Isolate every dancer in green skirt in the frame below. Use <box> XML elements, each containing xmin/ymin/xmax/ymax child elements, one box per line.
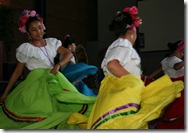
<box><xmin>0</xmin><ymin>9</ymin><xmax>96</xmax><ymax>129</ymax></box>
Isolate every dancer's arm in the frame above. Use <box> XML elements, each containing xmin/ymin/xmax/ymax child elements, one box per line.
<box><xmin>0</xmin><ymin>62</ymin><xmax>25</xmax><ymax>103</ymax></box>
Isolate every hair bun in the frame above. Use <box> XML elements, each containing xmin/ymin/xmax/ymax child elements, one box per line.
<box><xmin>64</xmin><ymin>34</ymin><xmax>70</xmax><ymax>40</ymax></box>
<box><xmin>63</xmin><ymin>34</ymin><xmax>75</xmax><ymax>48</ymax></box>
<box><xmin>167</xmin><ymin>42</ymin><xmax>173</xmax><ymax>48</ymax></box>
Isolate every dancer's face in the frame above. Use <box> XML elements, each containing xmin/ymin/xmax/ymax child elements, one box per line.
<box><xmin>28</xmin><ymin>20</ymin><xmax>44</xmax><ymax>41</ymax></box>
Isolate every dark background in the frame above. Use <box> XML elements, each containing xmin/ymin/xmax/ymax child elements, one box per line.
<box><xmin>0</xmin><ymin>0</ymin><xmax>184</xmax><ymax>81</ymax></box>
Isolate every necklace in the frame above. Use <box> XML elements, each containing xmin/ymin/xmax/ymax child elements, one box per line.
<box><xmin>32</xmin><ymin>39</ymin><xmax>54</xmax><ymax>66</ymax></box>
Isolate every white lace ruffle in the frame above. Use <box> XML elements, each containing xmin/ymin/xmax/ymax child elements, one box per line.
<box><xmin>16</xmin><ymin>38</ymin><xmax>62</xmax><ymax>62</ymax></box>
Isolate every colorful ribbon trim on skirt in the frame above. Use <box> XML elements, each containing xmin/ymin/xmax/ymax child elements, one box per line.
<box><xmin>91</xmin><ymin>103</ymin><xmax>139</xmax><ymax>129</ymax></box>
<box><xmin>2</xmin><ymin>103</ymin><xmax>45</xmax><ymax>122</ymax></box>
<box><xmin>78</xmin><ymin>104</ymin><xmax>88</xmax><ymax>114</ymax></box>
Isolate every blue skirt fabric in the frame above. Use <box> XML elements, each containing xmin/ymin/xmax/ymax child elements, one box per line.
<box><xmin>61</xmin><ymin>63</ymin><xmax>98</xmax><ymax>96</ymax></box>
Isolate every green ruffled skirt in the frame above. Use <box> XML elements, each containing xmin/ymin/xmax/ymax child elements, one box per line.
<box><xmin>0</xmin><ymin>68</ymin><xmax>96</xmax><ymax>129</ymax></box>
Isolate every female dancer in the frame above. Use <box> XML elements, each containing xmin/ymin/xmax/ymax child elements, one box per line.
<box><xmin>86</xmin><ymin>6</ymin><xmax>184</xmax><ymax>129</ymax></box>
<box><xmin>0</xmin><ymin>10</ymin><xmax>96</xmax><ymax>129</ymax></box>
<box><xmin>150</xmin><ymin>39</ymin><xmax>185</xmax><ymax>129</ymax></box>
<box><xmin>59</xmin><ymin>35</ymin><xmax>98</xmax><ymax>96</ymax></box>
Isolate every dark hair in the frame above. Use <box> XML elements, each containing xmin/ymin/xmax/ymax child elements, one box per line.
<box><xmin>25</xmin><ymin>16</ymin><xmax>42</xmax><ymax>32</ymax></box>
<box><xmin>109</xmin><ymin>12</ymin><xmax>133</xmax><ymax>37</ymax></box>
<box><xmin>167</xmin><ymin>40</ymin><xmax>183</xmax><ymax>52</ymax></box>
<box><xmin>63</xmin><ymin>35</ymin><xmax>75</xmax><ymax>48</ymax></box>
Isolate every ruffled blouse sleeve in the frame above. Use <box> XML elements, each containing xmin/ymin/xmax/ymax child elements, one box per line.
<box><xmin>105</xmin><ymin>46</ymin><xmax>132</xmax><ymax>65</ymax></box>
<box><xmin>16</xmin><ymin>38</ymin><xmax>62</xmax><ymax>69</ymax></box>
<box><xmin>16</xmin><ymin>43</ymin><xmax>30</xmax><ymax>63</ymax></box>
<box><xmin>168</xmin><ymin>56</ymin><xmax>182</xmax><ymax>68</ymax></box>
<box><xmin>46</xmin><ymin>38</ymin><xmax>62</xmax><ymax>53</ymax></box>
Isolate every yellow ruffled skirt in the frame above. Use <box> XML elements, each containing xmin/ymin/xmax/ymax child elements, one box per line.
<box><xmin>67</xmin><ymin>74</ymin><xmax>183</xmax><ymax>129</ymax></box>
<box><xmin>87</xmin><ymin>74</ymin><xmax>184</xmax><ymax>129</ymax></box>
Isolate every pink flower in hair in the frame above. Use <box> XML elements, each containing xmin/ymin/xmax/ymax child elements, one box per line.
<box><xmin>133</xmin><ymin>17</ymin><xmax>142</xmax><ymax>27</ymax></box>
<box><xmin>123</xmin><ymin>6</ymin><xmax>142</xmax><ymax>28</ymax></box>
<box><xmin>40</xmin><ymin>17</ymin><xmax>44</xmax><ymax>22</ymax></box>
<box><xmin>129</xmin><ymin>6</ymin><xmax>138</xmax><ymax>15</ymax></box>
<box><xmin>18</xmin><ymin>9</ymin><xmax>45</xmax><ymax>33</ymax></box>
<box><xmin>176</xmin><ymin>39</ymin><xmax>184</xmax><ymax>52</ymax></box>
<box><xmin>133</xmin><ymin>20</ymin><xmax>140</xmax><ymax>27</ymax></box>
<box><xmin>22</xmin><ymin>10</ymin><xmax>29</xmax><ymax>15</ymax></box>
<box><xmin>124</xmin><ymin>6</ymin><xmax>138</xmax><ymax>15</ymax></box>
<box><xmin>42</xmin><ymin>23</ymin><xmax>46</xmax><ymax>30</ymax></box>
<box><xmin>19</xmin><ymin>26</ymin><xmax>26</xmax><ymax>33</ymax></box>
<box><xmin>30</xmin><ymin>10</ymin><xmax>36</xmax><ymax>17</ymax></box>
<box><xmin>19</xmin><ymin>15</ymin><xmax>29</xmax><ymax>27</ymax></box>
<box><xmin>123</xmin><ymin>7</ymin><xmax>131</xmax><ymax>12</ymax></box>
<box><xmin>23</xmin><ymin>10</ymin><xmax>29</xmax><ymax>12</ymax></box>
<box><xmin>177</xmin><ymin>44</ymin><xmax>184</xmax><ymax>52</ymax></box>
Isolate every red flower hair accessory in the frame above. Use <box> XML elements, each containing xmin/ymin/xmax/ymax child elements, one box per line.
<box><xmin>123</xmin><ymin>6</ymin><xmax>142</xmax><ymax>29</ymax></box>
<box><xmin>176</xmin><ymin>39</ymin><xmax>184</xmax><ymax>52</ymax></box>
<box><xmin>18</xmin><ymin>10</ymin><xmax>46</xmax><ymax>33</ymax></box>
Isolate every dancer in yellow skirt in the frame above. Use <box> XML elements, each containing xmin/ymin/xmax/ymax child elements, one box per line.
<box><xmin>86</xmin><ymin>6</ymin><xmax>184</xmax><ymax>129</ymax></box>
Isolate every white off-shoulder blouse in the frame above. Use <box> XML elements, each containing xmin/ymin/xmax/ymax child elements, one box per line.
<box><xmin>161</xmin><ymin>56</ymin><xmax>184</xmax><ymax>78</ymax></box>
<box><xmin>16</xmin><ymin>38</ymin><xmax>62</xmax><ymax>70</ymax></box>
<box><xmin>101</xmin><ymin>38</ymin><xmax>141</xmax><ymax>78</ymax></box>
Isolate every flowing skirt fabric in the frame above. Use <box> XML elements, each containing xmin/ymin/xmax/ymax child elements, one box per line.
<box><xmin>61</xmin><ymin>63</ymin><xmax>98</xmax><ymax>96</ymax></box>
<box><xmin>151</xmin><ymin>76</ymin><xmax>184</xmax><ymax>129</ymax></box>
<box><xmin>0</xmin><ymin>68</ymin><xmax>96</xmax><ymax>129</ymax></box>
<box><xmin>86</xmin><ymin>74</ymin><xmax>184</xmax><ymax>129</ymax></box>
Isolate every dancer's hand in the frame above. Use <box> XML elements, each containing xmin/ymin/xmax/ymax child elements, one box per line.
<box><xmin>50</xmin><ymin>64</ymin><xmax>61</xmax><ymax>75</ymax></box>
